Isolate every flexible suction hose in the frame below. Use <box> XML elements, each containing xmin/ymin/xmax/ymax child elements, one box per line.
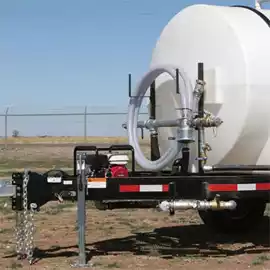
<box><xmin>127</xmin><ymin>65</ymin><xmax>194</xmax><ymax>171</ymax></box>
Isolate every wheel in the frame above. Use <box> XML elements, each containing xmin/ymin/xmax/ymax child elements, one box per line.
<box><xmin>198</xmin><ymin>199</ymin><xmax>266</xmax><ymax>234</ymax></box>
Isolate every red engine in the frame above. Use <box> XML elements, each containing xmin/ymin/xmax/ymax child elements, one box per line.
<box><xmin>110</xmin><ymin>164</ymin><xmax>129</xmax><ymax>177</ymax></box>
<box><xmin>108</xmin><ymin>154</ymin><xmax>129</xmax><ymax>177</ymax></box>
<box><xmin>85</xmin><ymin>153</ymin><xmax>129</xmax><ymax>178</ymax></box>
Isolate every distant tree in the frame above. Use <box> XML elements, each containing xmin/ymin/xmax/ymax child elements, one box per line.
<box><xmin>12</xmin><ymin>129</ymin><xmax>20</xmax><ymax>138</ymax></box>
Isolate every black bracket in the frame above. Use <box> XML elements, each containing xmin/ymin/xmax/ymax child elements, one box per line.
<box><xmin>12</xmin><ymin>172</ymin><xmax>24</xmax><ymax>211</ymax></box>
<box><xmin>168</xmin><ymin>182</ymin><xmax>177</xmax><ymax>216</ymax></box>
<box><xmin>128</xmin><ymin>73</ymin><xmax>150</xmax><ymax>98</ymax></box>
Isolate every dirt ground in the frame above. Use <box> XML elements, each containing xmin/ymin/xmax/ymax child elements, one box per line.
<box><xmin>0</xmin><ymin>143</ymin><xmax>269</xmax><ymax>269</ymax></box>
<box><xmin>0</xmin><ymin>201</ymin><xmax>269</xmax><ymax>270</ymax></box>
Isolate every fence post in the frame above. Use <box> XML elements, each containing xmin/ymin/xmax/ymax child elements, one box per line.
<box><xmin>4</xmin><ymin>107</ymin><xmax>9</xmax><ymax>149</ymax></box>
<box><xmin>84</xmin><ymin>106</ymin><xmax>87</xmax><ymax>141</ymax></box>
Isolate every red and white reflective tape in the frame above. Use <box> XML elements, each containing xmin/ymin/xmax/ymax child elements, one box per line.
<box><xmin>208</xmin><ymin>183</ymin><xmax>270</xmax><ymax>192</ymax></box>
<box><xmin>119</xmin><ymin>184</ymin><xmax>169</xmax><ymax>193</ymax></box>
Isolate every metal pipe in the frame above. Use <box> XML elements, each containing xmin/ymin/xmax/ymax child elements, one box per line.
<box><xmin>122</xmin><ymin>120</ymin><xmax>178</xmax><ymax>129</ymax></box>
<box><xmin>123</xmin><ymin>116</ymin><xmax>222</xmax><ymax>131</ymax></box>
<box><xmin>204</xmin><ymin>164</ymin><xmax>270</xmax><ymax>171</ymax></box>
<box><xmin>4</xmin><ymin>107</ymin><xmax>9</xmax><ymax>149</ymax></box>
<box><xmin>158</xmin><ymin>199</ymin><xmax>237</xmax><ymax>212</ymax></box>
<box><xmin>76</xmin><ymin>154</ymin><xmax>88</xmax><ymax>267</ymax></box>
<box><xmin>83</xmin><ymin>106</ymin><xmax>87</xmax><ymax>141</ymax></box>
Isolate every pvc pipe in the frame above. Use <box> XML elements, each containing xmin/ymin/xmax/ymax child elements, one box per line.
<box><xmin>204</xmin><ymin>164</ymin><xmax>270</xmax><ymax>171</ymax></box>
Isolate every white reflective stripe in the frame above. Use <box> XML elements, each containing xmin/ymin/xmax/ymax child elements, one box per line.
<box><xmin>237</xmin><ymin>183</ymin><xmax>256</xmax><ymax>191</ymax></box>
<box><xmin>88</xmin><ymin>182</ymin><xmax>107</xmax><ymax>189</ymax></box>
<box><xmin>47</xmin><ymin>177</ymin><xmax>62</xmax><ymax>183</ymax></box>
<box><xmin>139</xmin><ymin>185</ymin><xmax>163</xmax><ymax>192</ymax></box>
<box><xmin>63</xmin><ymin>180</ymin><xmax>73</xmax><ymax>185</ymax></box>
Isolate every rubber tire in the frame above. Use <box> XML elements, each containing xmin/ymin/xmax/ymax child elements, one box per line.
<box><xmin>198</xmin><ymin>199</ymin><xmax>266</xmax><ymax>234</ymax></box>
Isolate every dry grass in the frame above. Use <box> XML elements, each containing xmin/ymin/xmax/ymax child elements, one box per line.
<box><xmin>0</xmin><ymin>137</ymin><xmax>150</xmax><ymax>175</ymax></box>
<box><xmin>0</xmin><ymin>136</ymin><xmax>148</xmax><ymax>145</ymax></box>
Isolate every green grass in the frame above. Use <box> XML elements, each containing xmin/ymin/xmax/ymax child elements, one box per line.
<box><xmin>9</xmin><ymin>261</ymin><xmax>23</xmax><ymax>269</ymax></box>
<box><xmin>252</xmin><ymin>254</ymin><xmax>270</xmax><ymax>266</ymax></box>
<box><xmin>0</xmin><ymin>198</ymin><xmax>12</xmax><ymax>215</ymax></box>
<box><xmin>42</xmin><ymin>202</ymin><xmax>75</xmax><ymax>215</ymax></box>
<box><xmin>107</xmin><ymin>262</ymin><xmax>121</xmax><ymax>268</ymax></box>
<box><xmin>0</xmin><ymin>228</ymin><xmax>13</xmax><ymax>234</ymax></box>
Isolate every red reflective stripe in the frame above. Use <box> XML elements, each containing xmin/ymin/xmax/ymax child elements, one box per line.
<box><xmin>119</xmin><ymin>184</ymin><xmax>169</xmax><ymax>192</ymax></box>
<box><xmin>119</xmin><ymin>185</ymin><xmax>139</xmax><ymax>192</ymax></box>
<box><xmin>208</xmin><ymin>184</ymin><xmax>237</xmax><ymax>192</ymax></box>
<box><xmin>256</xmin><ymin>183</ymin><xmax>270</xmax><ymax>190</ymax></box>
<box><xmin>162</xmin><ymin>184</ymin><xmax>169</xmax><ymax>192</ymax></box>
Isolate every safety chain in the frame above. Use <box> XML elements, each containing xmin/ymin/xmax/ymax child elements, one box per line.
<box><xmin>15</xmin><ymin>211</ymin><xmax>25</xmax><ymax>257</ymax></box>
<box><xmin>14</xmin><ymin>170</ymin><xmax>37</xmax><ymax>265</ymax></box>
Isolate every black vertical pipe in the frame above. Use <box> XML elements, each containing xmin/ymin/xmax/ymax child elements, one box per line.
<box><xmin>149</xmin><ymin>81</ymin><xmax>160</xmax><ymax>161</ymax></box>
<box><xmin>150</xmin><ymin>81</ymin><xmax>156</xmax><ymax>119</ymax></box>
<box><xmin>198</xmin><ymin>63</ymin><xmax>204</xmax><ymax>174</ymax></box>
<box><xmin>128</xmin><ymin>73</ymin><xmax>132</xmax><ymax>97</ymax></box>
<box><xmin>176</xmin><ymin>69</ymin><xmax>180</xmax><ymax>94</ymax></box>
<box><xmin>180</xmin><ymin>147</ymin><xmax>190</xmax><ymax>174</ymax></box>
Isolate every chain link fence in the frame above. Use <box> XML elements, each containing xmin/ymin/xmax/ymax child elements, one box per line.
<box><xmin>0</xmin><ymin>105</ymin><xmax>149</xmax><ymax>146</ymax></box>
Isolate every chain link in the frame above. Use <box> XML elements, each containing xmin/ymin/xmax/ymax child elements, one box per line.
<box><xmin>14</xmin><ymin>170</ymin><xmax>37</xmax><ymax>264</ymax></box>
<box><xmin>15</xmin><ymin>211</ymin><xmax>26</xmax><ymax>258</ymax></box>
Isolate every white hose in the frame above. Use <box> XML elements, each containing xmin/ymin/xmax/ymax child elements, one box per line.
<box><xmin>127</xmin><ymin>65</ymin><xmax>194</xmax><ymax>171</ymax></box>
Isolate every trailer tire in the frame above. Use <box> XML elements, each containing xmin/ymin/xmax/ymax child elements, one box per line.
<box><xmin>198</xmin><ymin>199</ymin><xmax>266</xmax><ymax>234</ymax></box>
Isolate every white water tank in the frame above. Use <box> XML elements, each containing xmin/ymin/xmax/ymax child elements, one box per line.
<box><xmin>150</xmin><ymin>4</ymin><xmax>270</xmax><ymax>169</ymax></box>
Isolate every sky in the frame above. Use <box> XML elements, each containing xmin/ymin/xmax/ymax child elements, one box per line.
<box><xmin>0</xmin><ymin>0</ymin><xmax>269</xmax><ymax>136</ymax></box>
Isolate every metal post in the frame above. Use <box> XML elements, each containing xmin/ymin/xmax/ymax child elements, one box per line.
<box><xmin>4</xmin><ymin>107</ymin><xmax>9</xmax><ymax>149</ymax></box>
<box><xmin>71</xmin><ymin>153</ymin><xmax>91</xmax><ymax>268</ymax></box>
<box><xmin>84</xmin><ymin>106</ymin><xmax>87</xmax><ymax>141</ymax></box>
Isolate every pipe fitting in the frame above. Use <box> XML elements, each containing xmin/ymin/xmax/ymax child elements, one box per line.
<box><xmin>176</xmin><ymin>118</ymin><xmax>194</xmax><ymax>143</ymax></box>
<box><xmin>193</xmin><ymin>79</ymin><xmax>205</xmax><ymax>113</ymax></box>
<box><xmin>192</xmin><ymin>116</ymin><xmax>223</xmax><ymax>128</ymax></box>
<box><xmin>193</xmin><ymin>79</ymin><xmax>205</xmax><ymax>98</ymax></box>
<box><xmin>203</xmin><ymin>165</ymin><xmax>213</xmax><ymax>172</ymax></box>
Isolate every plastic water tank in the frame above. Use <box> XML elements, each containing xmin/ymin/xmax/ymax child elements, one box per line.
<box><xmin>150</xmin><ymin>4</ymin><xmax>270</xmax><ymax>169</ymax></box>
